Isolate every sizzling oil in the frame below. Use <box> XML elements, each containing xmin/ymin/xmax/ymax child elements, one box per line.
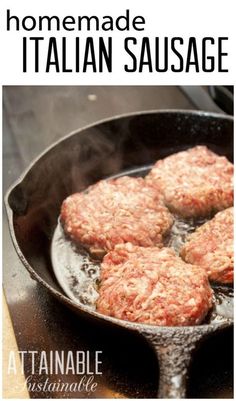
<box><xmin>51</xmin><ymin>216</ymin><xmax>233</xmax><ymax>323</ymax></box>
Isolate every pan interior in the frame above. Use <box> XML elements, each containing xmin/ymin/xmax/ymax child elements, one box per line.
<box><xmin>51</xmin><ymin>166</ymin><xmax>233</xmax><ymax>326</ymax></box>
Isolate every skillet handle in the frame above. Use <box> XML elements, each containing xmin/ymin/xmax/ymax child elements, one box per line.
<box><xmin>141</xmin><ymin>329</ymin><xmax>204</xmax><ymax>399</ymax></box>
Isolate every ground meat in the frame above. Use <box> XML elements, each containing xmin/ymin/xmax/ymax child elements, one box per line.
<box><xmin>146</xmin><ymin>146</ymin><xmax>233</xmax><ymax>217</ymax></box>
<box><xmin>180</xmin><ymin>207</ymin><xmax>233</xmax><ymax>284</ymax></box>
<box><xmin>97</xmin><ymin>243</ymin><xmax>213</xmax><ymax>326</ymax></box>
<box><xmin>61</xmin><ymin>176</ymin><xmax>173</xmax><ymax>254</ymax></box>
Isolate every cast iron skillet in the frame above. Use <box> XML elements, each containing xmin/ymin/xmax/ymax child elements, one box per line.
<box><xmin>5</xmin><ymin>110</ymin><xmax>233</xmax><ymax>398</ymax></box>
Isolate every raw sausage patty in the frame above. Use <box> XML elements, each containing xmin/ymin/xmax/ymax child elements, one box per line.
<box><xmin>146</xmin><ymin>146</ymin><xmax>233</xmax><ymax>217</ymax></box>
<box><xmin>97</xmin><ymin>243</ymin><xmax>213</xmax><ymax>326</ymax></box>
<box><xmin>61</xmin><ymin>176</ymin><xmax>173</xmax><ymax>254</ymax></box>
<box><xmin>181</xmin><ymin>207</ymin><xmax>234</xmax><ymax>284</ymax></box>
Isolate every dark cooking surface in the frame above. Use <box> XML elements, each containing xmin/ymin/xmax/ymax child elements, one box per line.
<box><xmin>51</xmin><ymin>167</ymin><xmax>233</xmax><ymax>324</ymax></box>
<box><xmin>3</xmin><ymin>86</ymin><xmax>233</xmax><ymax>398</ymax></box>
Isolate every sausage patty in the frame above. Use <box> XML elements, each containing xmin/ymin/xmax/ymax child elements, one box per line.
<box><xmin>146</xmin><ymin>146</ymin><xmax>233</xmax><ymax>217</ymax></box>
<box><xmin>181</xmin><ymin>207</ymin><xmax>233</xmax><ymax>284</ymax></box>
<box><xmin>97</xmin><ymin>243</ymin><xmax>213</xmax><ymax>326</ymax></box>
<box><xmin>61</xmin><ymin>176</ymin><xmax>173</xmax><ymax>254</ymax></box>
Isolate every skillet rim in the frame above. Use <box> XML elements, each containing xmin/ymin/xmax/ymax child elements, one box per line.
<box><xmin>4</xmin><ymin>109</ymin><xmax>234</xmax><ymax>334</ymax></box>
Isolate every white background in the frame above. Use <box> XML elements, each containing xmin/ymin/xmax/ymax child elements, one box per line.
<box><xmin>0</xmin><ymin>0</ymin><xmax>235</xmax><ymax>85</ymax></box>
<box><xmin>0</xmin><ymin>0</ymin><xmax>235</xmax><ymax>397</ymax></box>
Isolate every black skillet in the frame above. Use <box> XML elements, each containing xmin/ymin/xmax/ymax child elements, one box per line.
<box><xmin>5</xmin><ymin>110</ymin><xmax>233</xmax><ymax>398</ymax></box>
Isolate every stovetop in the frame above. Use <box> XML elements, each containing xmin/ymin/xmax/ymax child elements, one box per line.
<box><xmin>3</xmin><ymin>86</ymin><xmax>233</xmax><ymax>398</ymax></box>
